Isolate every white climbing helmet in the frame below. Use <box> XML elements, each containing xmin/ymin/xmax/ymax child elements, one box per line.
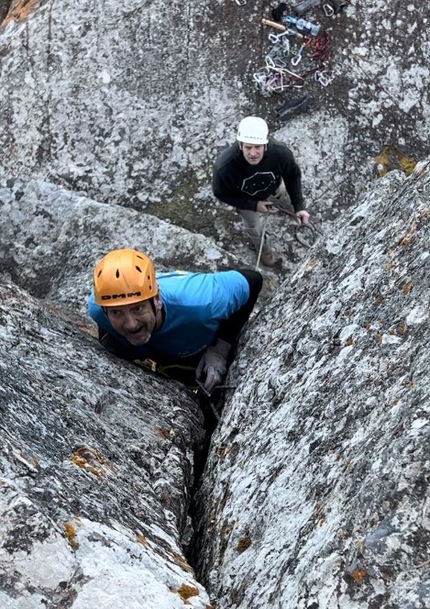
<box><xmin>236</xmin><ymin>116</ymin><xmax>269</xmax><ymax>145</ymax></box>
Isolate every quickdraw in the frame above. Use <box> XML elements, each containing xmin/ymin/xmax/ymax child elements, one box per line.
<box><xmin>255</xmin><ymin>28</ymin><xmax>334</xmax><ymax>95</ymax></box>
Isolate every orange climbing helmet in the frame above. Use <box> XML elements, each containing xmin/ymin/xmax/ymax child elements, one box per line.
<box><xmin>93</xmin><ymin>249</ymin><xmax>158</xmax><ymax>306</ymax></box>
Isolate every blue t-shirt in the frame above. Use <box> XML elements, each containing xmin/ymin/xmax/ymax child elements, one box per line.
<box><xmin>87</xmin><ymin>270</ymin><xmax>250</xmax><ymax>365</ymax></box>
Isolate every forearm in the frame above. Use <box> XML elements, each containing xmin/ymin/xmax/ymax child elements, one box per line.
<box><xmin>287</xmin><ymin>184</ymin><xmax>305</xmax><ymax>212</ymax></box>
<box><xmin>214</xmin><ymin>190</ymin><xmax>258</xmax><ymax>211</ymax></box>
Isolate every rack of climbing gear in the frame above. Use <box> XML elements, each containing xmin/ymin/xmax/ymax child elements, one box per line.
<box><xmin>255</xmin><ymin>1</ymin><xmax>337</xmax><ymax>98</ymax></box>
<box><xmin>255</xmin><ymin>21</ymin><xmax>333</xmax><ymax>97</ymax></box>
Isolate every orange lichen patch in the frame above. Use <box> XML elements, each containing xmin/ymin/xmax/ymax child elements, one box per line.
<box><xmin>399</xmin><ymin>281</ymin><xmax>412</xmax><ymax>294</ymax></box>
<box><xmin>156</xmin><ymin>427</ymin><xmax>172</xmax><ymax>440</ymax></box>
<box><xmin>216</xmin><ymin>443</ymin><xmax>238</xmax><ymax>461</ymax></box>
<box><xmin>398</xmin><ymin>220</ymin><xmax>417</xmax><ymax>247</ymax></box>
<box><xmin>350</xmin><ymin>568</ymin><xmax>368</xmax><ymax>584</ymax></box>
<box><xmin>305</xmin><ymin>259</ymin><xmax>319</xmax><ymax>272</ymax></box>
<box><xmin>135</xmin><ymin>532</ymin><xmax>147</xmax><ymax>546</ymax></box>
<box><xmin>236</xmin><ymin>535</ymin><xmax>252</xmax><ymax>553</ymax></box>
<box><xmin>216</xmin><ymin>445</ymin><xmax>228</xmax><ymax>460</ymax></box>
<box><xmin>44</xmin><ymin>301</ymin><xmax>98</xmax><ymax>336</ymax></box>
<box><xmin>312</xmin><ymin>502</ymin><xmax>326</xmax><ymax>526</ymax></box>
<box><xmin>405</xmin><ymin>380</ymin><xmax>414</xmax><ymax>389</ymax></box>
<box><xmin>317</xmin><ymin>514</ymin><xmax>326</xmax><ymax>526</ymax></box>
<box><xmin>170</xmin><ymin>551</ymin><xmax>194</xmax><ymax>573</ymax></box>
<box><xmin>64</xmin><ymin>521</ymin><xmax>79</xmax><ymax>551</ymax></box>
<box><xmin>84</xmin><ymin>325</ymin><xmax>99</xmax><ymax>338</ymax></box>
<box><xmin>389</xmin><ymin>321</ymin><xmax>407</xmax><ymax>336</ymax></box>
<box><xmin>71</xmin><ymin>446</ymin><xmax>114</xmax><ymax>480</ymax></box>
<box><xmin>374</xmin><ymin>146</ymin><xmax>417</xmax><ymax>176</ymax></box>
<box><xmin>177</xmin><ymin>583</ymin><xmax>199</xmax><ymax>602</ymax></box>
<box><xmin>1</xmin><ymin>1</ymin><xmax>41</xmax><ymax>26</ymax></box>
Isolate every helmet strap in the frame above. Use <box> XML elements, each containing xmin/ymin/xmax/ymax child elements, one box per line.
<box><xmin>152</xmin><ymin>296</ymin><xmax>165</xmax><ymax>332</ymax></box>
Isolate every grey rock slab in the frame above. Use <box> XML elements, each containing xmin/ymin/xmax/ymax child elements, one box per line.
<box><xmin>193</xmin><ymin>160</ymin><xmax>430</xmax><ymax>608</ymax></box>
<box><xmin>1</xmin><ymin>1</ymin><xmax>429</xmax><ymax>269</ymax></box>
<box><xmin>0</xmin><ymin>177</ymin><xmax>238</xmax><ymax>314</ymax></box>
<box><xmin>0</xmin><ymin>0</ymin><xmax>251</xmax><ymax>207</ymax></box>
<box><xmin>0</xmin><ymin>280</ymin><xmax>212</xmax><ymax>607</ymax></box>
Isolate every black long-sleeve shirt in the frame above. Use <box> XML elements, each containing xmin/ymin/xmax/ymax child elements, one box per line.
<box><xmin>212</xmin><ymin>138</ymin><xmax>304</xmax><ymax>212</ymax></box>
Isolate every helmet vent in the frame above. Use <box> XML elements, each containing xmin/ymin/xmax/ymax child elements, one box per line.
<box><xmin>135</xmin><ymin>265</ymin><xmax>142</xmax><ymax>273</ymax></box>
<box><xmin>97</xmin><ymin>270</ymin><xmax>102</xmax><ymax>278</ymax></box>
<box><xmin>115</xmin><ymin>269</ymin><xmax>120</xmax><ymax>278</ymax></box>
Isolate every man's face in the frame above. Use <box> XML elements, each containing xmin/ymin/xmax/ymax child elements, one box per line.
<box><xmin>241</xmin><ymin>143</ymin><xmax>266</xmax><ymax>165</ymax></box>
<box><xmin>105</xmin><ymin>297</ymin><xmax>161</xmax><ymax>346</ymax></box>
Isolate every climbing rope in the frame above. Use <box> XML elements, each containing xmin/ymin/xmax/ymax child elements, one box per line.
<box><xmin>255</xmin><ymin>215</ymin><xmax>270</xmax><ymax>270</ymax></box>
<box><xmin>255</xmin><ymin>209</ymin><xmax>323</xmax><ymax>270</ymax></box>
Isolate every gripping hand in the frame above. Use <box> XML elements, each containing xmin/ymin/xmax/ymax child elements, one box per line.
<box><xmin>196</xmin><ymin>339</ymin><xmax>231</xmax><ymax>394</ymax></box>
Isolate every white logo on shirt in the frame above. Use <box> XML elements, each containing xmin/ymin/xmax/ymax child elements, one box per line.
<box><xmin>241</xmin><ymin>172</ymin><xmax>277</xmax><ymax>196</ymax></box>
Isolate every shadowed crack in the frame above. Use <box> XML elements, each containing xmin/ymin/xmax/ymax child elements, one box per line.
<box><xmin>0</xmin><ymin>0</ymin><xmax>13</xmax><ymax>24</ymax></box>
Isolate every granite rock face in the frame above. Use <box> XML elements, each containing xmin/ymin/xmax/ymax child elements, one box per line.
<box><xmin>0</xmin><ymin>280</ymin><xmax>212</xmax><ymax>608</ymax></box>
<box><xmin>0</xmin><ymin>0</ymin><xmax>429</xmax><ymax>262</ymax></box>
<box><xmin>0</xmin><ymin>0</ymin><xmax>250</xmax><ymax>209</ymax></box>
<box><xmin>0</xmin><ymin>177</ymin><xmax>237</xmax><ymax>316</ymax></box>
<box><xmin>0</xmin><ymin>164</ymin><xmax>429</xmax><ymax>609</ymax></box>
<box><xmin>193</xmin><ymin>160</ymin><xmax>430</xmax><ymax>608</ymax></box>
<box><xmin>1</xmin><ymin>1</ymin><xmax>430</xmax><ymax>607</ymax></box>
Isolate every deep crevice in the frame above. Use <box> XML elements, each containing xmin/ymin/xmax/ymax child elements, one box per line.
<box><xmin>0</xmin><ymin>0</ymin><xmax>13</xmax><ymax>24</ymax></box>
<box><xmin>184</xmin><ymin>391</ymin><xmax>223</xmax><ymax>578</ymax></box>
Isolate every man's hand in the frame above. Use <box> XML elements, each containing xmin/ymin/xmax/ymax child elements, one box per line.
<box><xmin>256</xmin><ymin>200</ymin><xmax>279</xmax><ymax>214</ymax></box>
<box><xmin>196</xmin><ymin>339</ymin><xmax>231</xmax><ymax>394</ymax></box>
<box><xmin>296</xmin><ymin>210</ymin><xmax>310</xmax><ymax>225</ymax></box>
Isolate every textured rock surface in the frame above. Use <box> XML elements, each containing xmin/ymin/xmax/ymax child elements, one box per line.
<box><xmin>0</xmin><ymin>177</ymin><xmax>238</xmax><ymax>315</ymax></box>
<box><xmin>0</xmin><ymin>0</ymin><xmax>250</xmax><ymax>208</ymax></box>
<box><xmin>1</xmin><ymin>1</ymin><xmax>430</xmax><ymax>607</ymax></box>
<box><xmin>193</xmin><ymin>159</ymin><xmax>430</xmax><ymax>608</ymax></box>
<box><xmin>0</xmin><ymin>280</ymin><xmax>212</xmax><ymax>608</ymax></box>
<box><xmin>0</xmin><ymin>0</ymin><xmax>429</xmax><ymax>266</ymax></box>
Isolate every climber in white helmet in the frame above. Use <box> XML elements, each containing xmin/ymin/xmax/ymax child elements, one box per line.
<box><xmin>212</xmin><ymin>116</ymin><xmax>310</xmax><ymax>267</ymax></box>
